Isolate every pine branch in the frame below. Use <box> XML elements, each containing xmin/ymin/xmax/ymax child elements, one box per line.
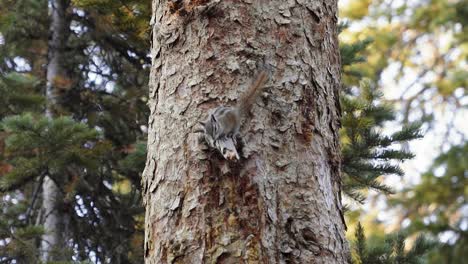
<box><xmin>352</xmin><ymin>225</ymin><xmax>436</xmax><ymax>264</ymax></box>
<box><xmin>341</xmin><ymin>78</ymin><xmax>422</xmax><ymax>202</ymax></box>
<box><xmin>355</xmin><ymin>222</ymin><xmax>366</xmax><ymax>262</ymax></box>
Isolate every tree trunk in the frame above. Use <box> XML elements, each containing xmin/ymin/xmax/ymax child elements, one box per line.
<box><xmin>143</xmin><ymin>1</ymin><xmax>349</xmax><ymax>263</ymax></box>
<box><xmin>41</xmin><ymin>0</ymin><xmax>71</xmax><ymax>261</ymax></box>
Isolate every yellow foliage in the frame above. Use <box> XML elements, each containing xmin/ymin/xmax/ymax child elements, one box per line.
<box><xmin>113</xmin><ymin>178</ymin><xmax>132</xmax><ymax>194</ymax></box>
<box><xmin>52</xmin><ymin>75</ymin><xmax>73</xmax><ymax>90</ymax></box>
<box><xmin>340</xmin><ymin>0</ymin><xmax>372</xmax><ymax>20</ymax></box>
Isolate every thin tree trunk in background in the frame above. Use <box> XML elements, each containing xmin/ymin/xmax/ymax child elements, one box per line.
<box><xmin>143</xmin><ymin>0</ymin><xmax>349</xmax><ymax>263</ymax></box>
<box><xmin>41</xmin><ymin>0</ymin><xmax>71</xmax><ymax>261</ymax></box>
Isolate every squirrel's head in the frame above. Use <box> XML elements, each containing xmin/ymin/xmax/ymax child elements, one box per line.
<box><xmin>198</xmin><ymin>115</ymin><xmax>240</xmax><ymax>161</ymax></box>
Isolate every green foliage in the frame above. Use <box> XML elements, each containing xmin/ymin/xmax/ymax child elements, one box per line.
<box><xmin>340</xmin><ymin>36</ymin><xmax>373</xmax><ymax>79</ymax></box>
<box><xmin>0</xmin><ymin>73</ymin><xmax>44</xmax><ymax>116</ymax></box>
<box><xmin>0</xmin><ymin>0</ymin><xmax>462</xmax><ymax>263</ymax></box>
<box><xmin>72</xmin><ymin>0</ymin><xmax>151</xmax><ymax>43</ymax></box>
<box><xmin>341</xmin><ymin>79</ymin><xmax>422</xmax><ymax>202</ymax></box>
<box><xmin>390</xmin><ymin>143</ymin><xmax>468</xmax><ymax>263</ymax></box>
<box><xmin>0</xmin><ymin>110</ymin><xmax>145</xmax><ymax>262</ymax></box>
<box><xmin>0</xmin><ymin>197</ymin><xmax>43</xmax><ymax>263</ymax></box>
<box><xmin>118</xmin><ymin>141</ymin><xmax>147</xmax><ymax>184</ymax></box>
<box><xmin>0</xmin><ymin>0</ymin><xmax>150</xmax><ymax>262</ymax></box>
<box><xmin>0</xmin><ymin>0</ymin><xmax>48</xmax><ymax>74</ymax></box>
<box><xmin>341</xmin><ymin>0</ymin><xmax>467</xmax><ymax>263</ymax></box>
<box><xmin>352</xmin><ymin>222</ymin><xmax>436</xmax><ymax>264</ymax></box>
<box><xmin>341</xmin><ymin>0</ymin><xmax>467</xmax><ymax>117</ymax></box>
<box><xmin>0</xmin><ymin>114</ymin><xmax>101</xmax><ymax>192</ymax></box>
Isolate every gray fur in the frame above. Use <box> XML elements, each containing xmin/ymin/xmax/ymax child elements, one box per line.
<box><xmin>198</xmin><ymin>72</ymin><xmax>268</xmax><ymax>160</ymax></box>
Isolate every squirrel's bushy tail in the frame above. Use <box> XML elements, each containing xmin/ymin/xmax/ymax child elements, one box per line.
<box><xmin>237</xmin><ymin>71</ymin><xmax>268</xmax><ymax>117</ymax></box>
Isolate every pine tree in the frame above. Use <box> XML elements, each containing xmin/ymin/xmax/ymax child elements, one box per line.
<box><xmin>339</xmin><ymin>25</ymin><xmax>435</xmax><ymax>263</ymax></box>
<box><xmin>0</xmin><ymin>0</ymin><xmax>150</xmax><ymax>262</ymax></box>
<box><xmin>351</xmin><ymin>222</ymin><xmax>436</xmax><ymax>264</ymax></box>
<box><xmin>340</xmin><ymin>0</ymin><xmax>467</xmax><ymax>262</ymax></box>
<box><xmin>391</xmin><ymin>143</ymin><xmax>468</xmax><ymax>263</ymax></box>
<box><xmin>340</xmin><ymin>30</ymin><xmax>423</xmax><ymax>203</ymax></box>
<box><xmin>0</xmin><ymin>0</ymin><xmax>462</xmax><ymax>262</ymax></box>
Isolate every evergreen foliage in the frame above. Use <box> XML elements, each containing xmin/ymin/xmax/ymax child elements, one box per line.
<box><xmin>0</xmin><ymin>196</ymin><xmax>43</xmax><ymax>263</ymax></box>
<box><xmin>341</xmin><ymin>0</ymin><xmax>466</xmax><ymax>263</ymax></box>
<box><xmin>340</xmin><ymin>35</ymin><xmax>423</xmax><ymax>203</ymax></box>
<box><xmin>340</xmin><ymin>36</ymin><xmax>373</xmax><ymax>79</ymax></box>
<box><xmin>340</xmin><ymin>79</ymin><xmax>422</xmax><ymax>202</ymax></box>
<box><xmin>352</xmin><ymin>222</ymin><xmax>436</xmax><ymax>264</ymax></box>
<box><xmin>0</xmin><ymin>73</ymin><xmax>44</xmax><ymax>116</ymax></box>
<box><xmin>0</xmin><ymin>0</ymin><xmax>150</xmax><ymax>262</ymax></box>
<box><xmin>340</xmin><ymin>21</ymin><xmax>434</xmax><ymax>263</ymax></box>
<box><xmin>0</xmin><ymin>114</ymin><xmax>101</xmax><ymax>192</ymax></box>
<box><xmin>0</xmin><ymin>0</ymin><xmax>49</xmax><ymax>75</ymax></box>
<box><xmin>0</xmin><ymin>0</ymin><xmax>463</xmax><ymax>262</ymax></box>
<box><xmin>390</xmin><ymin>143</ymin><xmax>468</xmax><ymax>263</ymax></box>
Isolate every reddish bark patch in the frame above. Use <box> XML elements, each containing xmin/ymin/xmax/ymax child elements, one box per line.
<box><xmin>298</xmin><ymin>82</ymin><xmax>316</xmax><ymax>143</ymax></box>
<box><xmin>167</xmin><ymin>0</ymin><xmax>212</xmax><ymax>17</ymax></box>
<box><xmin>190</xmin><ymin>0</ymin><xmax>210</xmax><ymax>6</ymax></box>
<box><xmin>301</xmin><ymin>123</ymin><xmax>314</xmax><ymax>143</ymax></box>
<box><xmin>275</xmin><ymin>26</ymin><xmax>292</xmax><ymax>44</ymax></box>
<box><xmin>168</xmin><ymin>0</ymin><xmax>183</xmax><ymax>14</ymax></box>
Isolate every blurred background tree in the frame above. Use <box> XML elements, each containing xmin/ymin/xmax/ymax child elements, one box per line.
<box><xmin>0</xmin><ymin>0</ymin><xmax>465</xmax><ymax>263</ymax></box>
<box><xmin>0</xmin><ymin>0</ymin><xmax>150</xmax><ymax>262</ymax></box>
<box><xmin>340</xmin><ymin>0</ymin><xmax>467</xmax><ymax>263</ymax></box>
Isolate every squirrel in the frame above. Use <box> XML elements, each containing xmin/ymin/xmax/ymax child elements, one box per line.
<box><xmin>199</xmin><ymin>71</ymin><xmax>269</xmax><ymax>159</ymax></box>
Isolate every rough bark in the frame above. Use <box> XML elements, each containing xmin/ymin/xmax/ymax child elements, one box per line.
<box><xmin>41</xmin><ymin>0</ymin><xmax>71</xmax><ymax>261</ymax></box>
<box><xmin>143</xmin><ymin>0</ymin><xmax>349</xmax><ymax>263</ymax></box>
